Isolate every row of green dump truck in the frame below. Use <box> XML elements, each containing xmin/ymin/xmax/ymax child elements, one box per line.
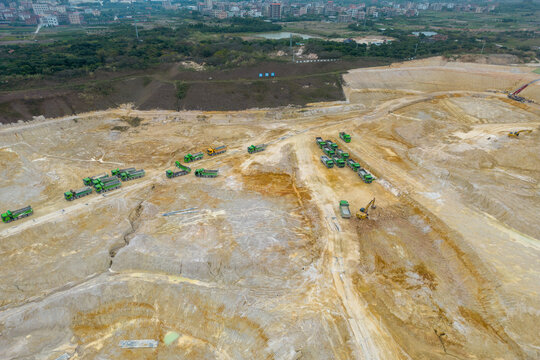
<box><xmin>315</xmin><ymin>135</ymin><xmax>374</xmax><ymax>183</ymax></box>
<box><xmin>89</xmin><ymin>175</ymin><xmax>121</xmax><ymax>193</ymax></box>
<box><xmin>167</xmin><ymin>158</ymin><xmax>219</xmax><ymax>179</ymax></box>
<box><xmin>320</xmin><ymin>154</ymin><xmax>345</xmax><ymax>168</ymax></box>
<box><xmin>317</xmin><ymin>137</ymin><xmax>350</xmax><ymax>169</ymax></box>
<box><xmin>2</xmin><ymin>206</ymin><xmax>33</xmax><ymax>223</ymax></box>
<box><xmin>69</xmin><ymin>167</ymin><xmax>145</xmax><ymax>201</ymax></box>
<box><xmin>3</xmin><ymin>134</ymin><xmax>359</xmax><ymax>225</ymax></box>
<box><xmin>83</xmin><ymin>173</ymin><xmax>108</xmax><ymax>186</ymax></box>
<box><xmin>345</xmin><ymin>157</ymin><xmax>373</xmax><ymax>183</ymax></box>
<box><xmin>67</xmin><ymin>175</ymin><xmax>120</xmax><ymax>200</ymax></box>
<box><xmin>184</xmin><ymin>144</ymin><xmax>230</xmax><ymax>163</ymax></box>
<box><xmin>111</xmin><ymin>168</ymin><xmax>135</xmax><ymax>177</ymax></box>
<box><xmin>169</xmin><ymin>142</ymin><xmax>266</xmax><ymax>180</ymax></box>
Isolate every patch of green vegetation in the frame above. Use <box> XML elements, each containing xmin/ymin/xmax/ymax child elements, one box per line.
<box><xmin>0</xmin><ymin>23</ymin><xmax>290</xmax><ymax>81</ymax></box>
<box><xmin>283</xmin><ymin>21</ymin><xmax>351</xmax><ymax>37</ymax></box>
<box><xmin>1</xmin><ymin>4</ymin><xmax>538</xmax><ymax>89</ymax></box>
<box><xmin>111</xmin><ymin>125</ymin><xmax>129</xmax><ymax>132</ymax></box>
<box><xmin>175</xmin><ymin>81</ymin><xmax>190</xmax><ymax>100</ymax></box>
<box><xmin>188</xmin><ymin>18</ymin><xmax>282</xmax><ymax>33</ymax></box>
<box><xmin>533</xmin><ymin>68</ymin><xmax>540</xmax><ymax>74</ymax></box>
<box><xmin>120</xmin><ymin>116</ymin><xmax>143</xmax><ymax>127</ymax></box>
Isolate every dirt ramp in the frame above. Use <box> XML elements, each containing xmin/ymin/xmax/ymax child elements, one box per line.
<box><xmin>352</xmin><ymin>200</ymin><xmax>528</xmax><ymax>359</ymax></box>
<box><xmin>344</xmin><ymin>59</ymin><xmax>540</xmax><ymax>103</ymax></box>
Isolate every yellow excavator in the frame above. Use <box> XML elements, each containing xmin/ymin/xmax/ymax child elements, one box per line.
<box><xmin>356</xmin><ymin>198</ymin><xmax>376</xmax><ymax>220</ymax></box>
<box><xmin>508</xmin><ymin>130</ymin><xmax>532</xmax><ymax>138</ymax></box>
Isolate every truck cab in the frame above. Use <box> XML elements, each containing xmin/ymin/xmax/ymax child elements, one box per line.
<box><xmin>64</xmin><ymin>191</ymin><xmax>74</xmax><ymax>200</ymax></box>
<box><xmin>1</xmin><ymin>211</ymin><xmax>12</xmax><ymax>223</ymax></box>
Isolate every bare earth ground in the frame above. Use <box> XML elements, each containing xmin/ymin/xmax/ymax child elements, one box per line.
<box><xmin>0</xmin><ymin>57</ymin><xmax>539</xmax><ymax>359</ymax></box>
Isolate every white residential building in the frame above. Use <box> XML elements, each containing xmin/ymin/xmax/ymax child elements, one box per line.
<box><xmin>43</xmin><ymin>15</ymin><xmax>58</xmax><ymax>26</ymax></box>
<box><xmin>32</xmin><ymin>3</ymin><xmax>49</xmax><ymax>15</ymax></box>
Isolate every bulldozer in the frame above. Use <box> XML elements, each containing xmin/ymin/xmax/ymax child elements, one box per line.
<box><xmin>356</xmin><ymin>198</ymin><xmax>376</xmax><ymax>220</ymax></box>
<box><xmin>508</xmin><ymin>130</ymin><xmax>532</xmax><ymax>138</ymax></box>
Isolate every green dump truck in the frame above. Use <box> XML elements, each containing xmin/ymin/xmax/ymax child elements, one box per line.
<box><xmin>64</xmin><ymin>186</ymin><xmax>92</xmax><ymax>201</ymax></box>
<box><xmin>337</xmin><ymin>149</ymin><xmax>349</xmax><ymax>160</ymax></box>
<box><xmin>175</xmin><ymin>161</ymin><xmax>192</xmax><ymax>172</ymax></box>
<box><xmin>2</xmin><ymin>206</ymin><xmax>33</xmax><ymax>223</ymax></box>
<box><xmin>325</xmin><ymin>140</ymin><xmax>338</xmax><ymax>150</ymax></box>
<box><xmin>321</xmin><ymin>155</ymin><xmax>334</xmax><ymax>168</ymax></box>
<box><xmin>194</xmin><ymin>168</ymin><xmax>219</xmax><ymax>178</ymax></box>
<box><xmin>247</xmin><ymin>144</ymin><xmax>267</xmax><ymax>154</ymax></box>
<box><xmin>358</xmin><ymin>169</ymin><xmax>374</xmax><ymax>183</ymax></box>
<box><xmin>92</xmin><ymin>176</ymin><xmax>118</xmax><ymax>187</ymax></box>
<box><xmin>83</xmin><ymin>173</ymin><xmax>108</xmax><ymax>186</ymax></box>
<box><xmin>166</xmin><ymin>169</ymin><xmax>189</xmax><ymax>178</ymax></box>
<box><xmin>316</xmin><ymin>137</ymin><xmax>326</xmax><ymax>148</ymax></box>
<box><xmin>111</xmin><ymin>168</ymin><xmax>135</xmax><ymax>177</ymax></box>
<box><xmin>332</xmin><ymin>155</ymin><xmax>346</xmax><ymax>168</ymax></box>
<box><xmin>339</xmin><ymin>200</ymin><xmax>351</xmax><ymax>218</ymax></box>
<box><xmin>323</xmin><ymin>146</ymin><xmax>335</xmax><ymax>157</ymax></box>
<box><xmin>121</xmin><ymin>169</ymin><xmax>145</xmax><ymax>181</ymax></box>
<box><xmin>346</xmin><ymin>159</ymin><xmax>361</xmax><ymax>172</ymax></box>
<box><xmin>328</xmin><ymin>141</ymin><xmax>339</xmax><ymax>150</ymax></box>
<box><xmin>339</xmin><ymin>132</ymin><xmax>351</xmax><ymax>143</ymax></box>
<box><xmin>95</xmin><ymin>179</ymin><xmax>121</xmax><ymax>193</ymax></box>
<box><xmin>184</xmin><ymin>152</ymin><xmax>204</xmax><ymax>163</ymax></box>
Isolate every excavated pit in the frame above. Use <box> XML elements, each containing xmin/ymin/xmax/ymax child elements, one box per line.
<box><xmin>0</xmin><ymin>58</ymin><xmax>539</xmax><ymax>359</ymax></box>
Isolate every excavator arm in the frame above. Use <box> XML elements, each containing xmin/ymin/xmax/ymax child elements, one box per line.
<box><xmin>356</xmin><ymin>198</ymin><xmax>376</xmax><ymax>219</ymax></box>
<box><xmin>508</xmin><ymin>129</ymin><xmax>532</xmax><ymax>137</ymax></box>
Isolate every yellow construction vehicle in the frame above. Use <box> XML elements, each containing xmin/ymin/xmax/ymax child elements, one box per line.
<box><xmin>508</xmin><ymin>130</ymin><xmax>532</xmax><ymax>138</ymax></box>
<box><xmin>206</xmin><ymin>145</ymin><xmax>227</xmax><ymax>156</ymax></box>
<box><xmin>356</xmin><ymin>198</ymin><xmax>376</xmax><ymax>220</ymax></box>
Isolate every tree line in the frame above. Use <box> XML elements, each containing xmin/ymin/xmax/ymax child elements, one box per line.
<box><xmin>1</xmin><ymin>19</ymin><xmax>535</xmax><ymax>83</ymax></box>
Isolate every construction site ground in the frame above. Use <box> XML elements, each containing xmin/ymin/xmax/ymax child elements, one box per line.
<box><xmin>0</xmin><ymin>57</ymin><xmax>539</xmax><ymax>359</ymax></box>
